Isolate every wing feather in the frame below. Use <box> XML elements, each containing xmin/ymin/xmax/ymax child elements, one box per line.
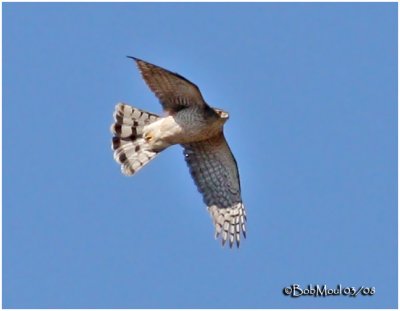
<box><xmin>129</xmin><ymin>57</ymin><xmax>207</xmax><ymax>114</ymax></box>
<box><xmin>182</xmin><ymin>133</ymin><xmax>247</xmax><ymax>248</ymax></box>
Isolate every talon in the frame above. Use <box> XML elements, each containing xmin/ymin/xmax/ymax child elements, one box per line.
<box><xmin>144</xmin><ymin>131</ymin><xmax>153</xmax><ymax>142</ymax></box>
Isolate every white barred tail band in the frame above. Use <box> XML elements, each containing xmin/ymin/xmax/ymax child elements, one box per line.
<box><xmin>111</xmin><ymin>103</ymin><xmax>160</xmax><ymax>176</ymax></box>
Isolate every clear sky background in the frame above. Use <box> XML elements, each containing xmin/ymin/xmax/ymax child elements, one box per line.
<box><xmin>3</xmin><ymin>2</ymin><xmax>397</xmax><ymax>308</ymax></box>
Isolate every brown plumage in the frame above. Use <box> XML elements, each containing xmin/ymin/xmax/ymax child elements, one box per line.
<box><xmin>111</xmin><ymin>57</ymin><xmax>247</xmax><ymax>248</ymax></box>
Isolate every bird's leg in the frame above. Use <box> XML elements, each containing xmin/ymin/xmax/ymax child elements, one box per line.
<box><xmin>144</xmin><ymin>131</ymin><xmax>154</xmax><ymax>142</ymax></box>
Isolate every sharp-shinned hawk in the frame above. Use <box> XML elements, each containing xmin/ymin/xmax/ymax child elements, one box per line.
<box><xmin>110</xmin><ymin>57</ymin><xmax>247</xmax><ymax>248</ymax></box>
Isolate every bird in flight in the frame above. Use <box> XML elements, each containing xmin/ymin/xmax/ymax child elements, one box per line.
<box><xmin>110</xmin><ymin>57</ymin><xmax>247</xmax><ymax>248</ymax></box>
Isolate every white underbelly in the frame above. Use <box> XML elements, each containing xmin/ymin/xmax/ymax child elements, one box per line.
<box><xmin>143</xmin><ymin>115</ymin><xmax>215</xmax><ymax>148</ymax></box>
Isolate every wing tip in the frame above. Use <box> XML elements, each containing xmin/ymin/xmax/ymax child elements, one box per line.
<box><xmin>126</xmin><ymin>55</ymin><xmax>139</xmax><ymax>61</ymax></box>
<box><xmin>127</xmin><ymin>56</ymin><xmax>147</xmax><ymax>69</ymax></box>
<box><xmin>208</xmin><ymin>203</ymin><xmax>247</xmax><ymax>249</ymax></box>
<box><xmin>127</xmin><ymin>56</ymin><xmax>147</xmax><ymax>65</ymax></box>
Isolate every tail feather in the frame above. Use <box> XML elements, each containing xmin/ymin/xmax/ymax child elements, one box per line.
<box><xmin>111</xmin><ymin>103</ymin><xmax>161</xmax><ymax>176</ymax></box>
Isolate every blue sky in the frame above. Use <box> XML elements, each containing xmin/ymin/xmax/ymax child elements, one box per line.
<box><xmin>3</xmin><ymin>2</ymin><xmax>397</xmax><ymax>308</ymax></box>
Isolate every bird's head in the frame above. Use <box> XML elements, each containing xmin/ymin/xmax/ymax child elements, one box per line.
<box><xmin>213</xmin><ymin>108</ymin><xmax>229</xmax><ymax>121</ymax></box>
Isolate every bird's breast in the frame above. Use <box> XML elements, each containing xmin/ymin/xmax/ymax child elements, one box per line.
<box><xmin>144</xmin><ymin>113</ymin><xmax>222</xmax><ymax>147</ymax></box>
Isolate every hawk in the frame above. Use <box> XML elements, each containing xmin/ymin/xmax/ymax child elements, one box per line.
<box><xmin>110</xmin><ymin>57</ymin><xmax>247</xmax><ymax>248</ymax></box>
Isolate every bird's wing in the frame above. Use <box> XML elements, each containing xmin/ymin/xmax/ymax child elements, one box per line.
<box><xmin>182</xmin><ymin>133</ymin><xmax>247</xmax><ymax>248</ymax></box>
<box><xmin>129</xmin><ymin>57</ymin><xmax>208</xmax><ymax>114</ymax></box>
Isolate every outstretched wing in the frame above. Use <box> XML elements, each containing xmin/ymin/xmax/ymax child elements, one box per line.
<box><xmin>182</xmin><ymin>133</ymin><xmax>247</xmax><ymax>248</ymax></box>
<box><xmin>128</xmin><ymin>57</ymin><xmax>208</xmax><ymax>114</ymax></box>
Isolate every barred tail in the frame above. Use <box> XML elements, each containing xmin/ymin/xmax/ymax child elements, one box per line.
<box><xmin>110</xmin><ymin>103</ymin><xmax>160</xmax><ymax>176</ymax></box>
